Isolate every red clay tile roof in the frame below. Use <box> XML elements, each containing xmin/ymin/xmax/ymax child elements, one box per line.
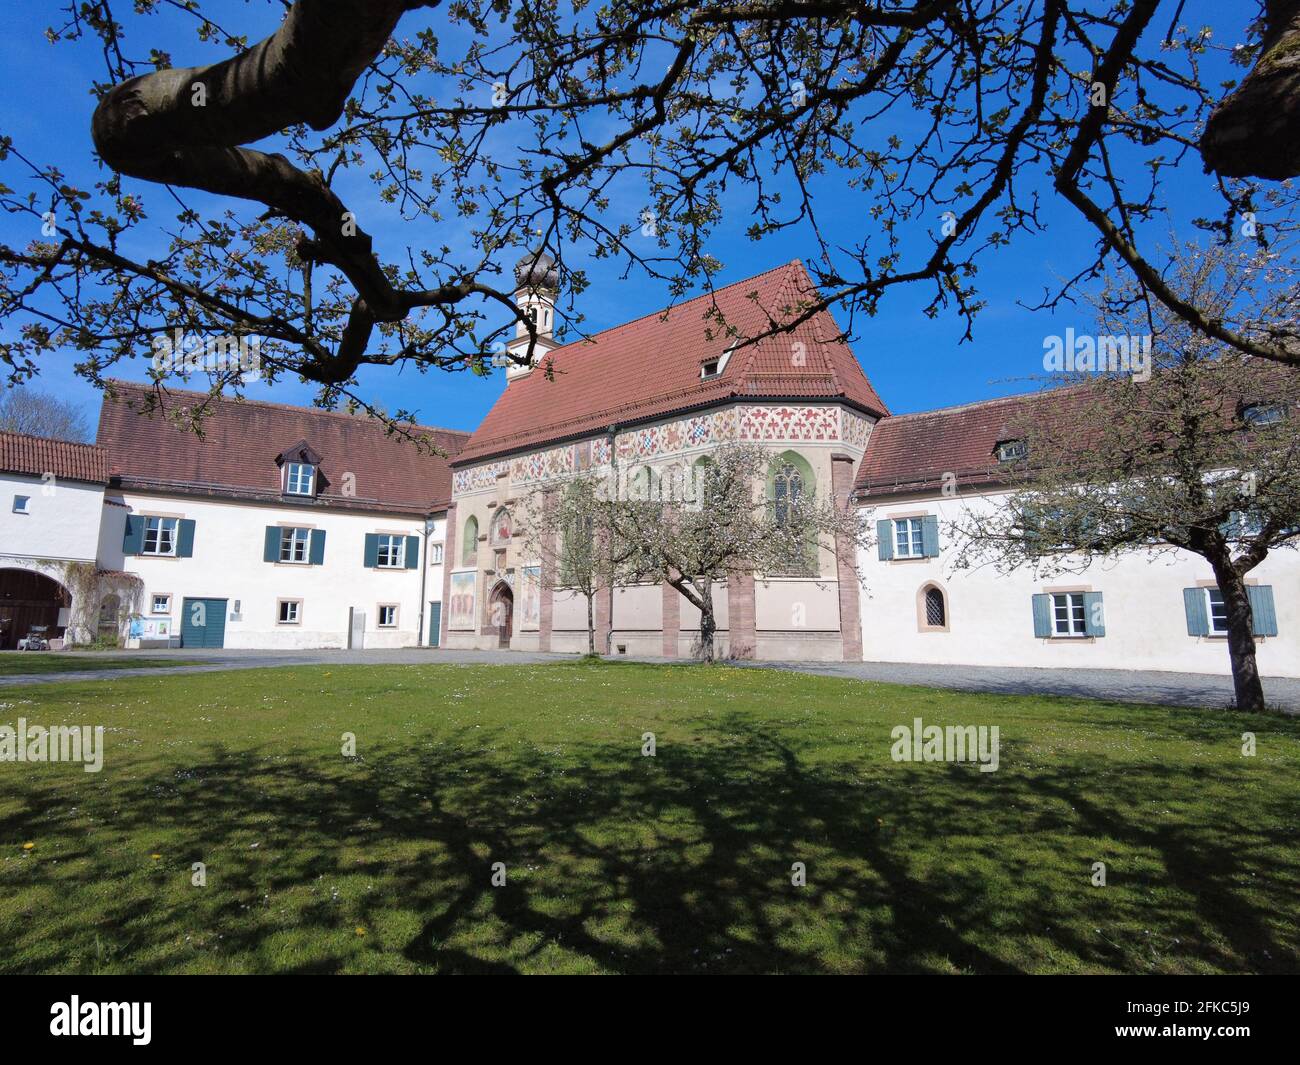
<box><xmin>855</xmin><ymin>387</ymin><xmax>1094</xmax><ymax>498</ymax></box>
<box><xmin>455</xmin><ymin>260</ymin><xmax>888</xmax><ymax>464</ymax></box>
<box><xmin>0</xmin><ymin>430</ymin><xmax>109</xmax><ymax>484</ymax></box>
<box><xmin>97</xmin><ymin>382</ymin><xmax>469</xmax><ymax>514</ymax></box>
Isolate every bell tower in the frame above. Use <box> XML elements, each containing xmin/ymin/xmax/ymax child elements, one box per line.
<box><xmin>506</xmin><ymin>247</ymin><xmax>560</xmax><ymax>381</ymax></box>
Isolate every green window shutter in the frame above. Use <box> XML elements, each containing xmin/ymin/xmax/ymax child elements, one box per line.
<box><xmin>264</xmin><ymin>526</ymin><xmax>280</xmax><ymax>563</ymax></box>
<box><xmin>309</xmin><ymin>529</ymin><xmax>326</xmax><ymax>566</ymax></box>
<box><xmin>122</xmin><ymin>515</ymin><xmax>144</xmax><ymax>554</ymax></box>
<box><xmin>1032</xmin><ymin>593</ymin><xmax>1051</xmax><ymax>638</ymax></box>
<box><xmin>405</xmin><ymin>535</ymin><xmax>420</xmax><ymax>569</ymax></box>
<box><xmin>363</xmin><ymin>533</ymin><xmax>379</xmax><ymax>568</ymax></box>
<box><xmin>1183</xmin><ymin>587</ymin><xmax>1209</xmax><ymax>636</ymax></box>
<box><xmin>877</xmin><ymin>519</ymin><xmax>894</xmax><ymax>561</ymax></box>
<box><xmin>1247</xmin><ymin>585</ymin><xmax>1278</xmax><ymax>637</ymax></box>
<box><xmin>1083</xmin><ymin>591</ymin><xmax>1105</xmax><ymax>637</ymax></box>
<box><xmin>921</xmin><ymin>514</ymin><xmax>940</xmax><ymax>558</ymax></box>
<box><xmin>176</xmin><ymin>519</ymin><xmax>196</xmax><ymax>558</ymax></box>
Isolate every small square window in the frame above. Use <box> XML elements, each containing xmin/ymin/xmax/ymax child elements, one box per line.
<box><xmin>377</xmin><ymin>604</ymin><xmax>398</xmax><ymax>628</ymax></box>
<box><xmin>996</xmin><ymin>439</ymin><xmax>1028</xmax><ymax>463</ymax></box>
<box><xmin>151</xmin><ymin>594</ymin><xmax>171</xmax><ymax>615</ymax></box>
<box><xmin>429</xmin><ymin>543</ymin><xmax>444</xmax><ymax>564</ymax></box>
<box><xmin>278</xmin><ymin>600</ymin><xmax>301</xmax><ymax>625</ymax></box>
<box><xmin>700</xmin><ymin>360</ymin><xmax>720</xmax><ymax>378</ymax></box>
<box><xmin>12</xmin><ymin>495</ymin><xmax>31</xmax><ymax>514</ymax></box>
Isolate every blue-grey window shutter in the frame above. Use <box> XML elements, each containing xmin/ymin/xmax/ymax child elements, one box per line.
<box><xmin>1083</xmin><ymin>591</ymin><xmax>1105</xmax><ymax>637</ymax></box>
<box><xmin>264</xmin><ymin>526</ymin><xmax>280</xmax><ymax>563</ymax></box>
<box><xmin>1183</xmin><ymin>587</ymin><xmax>1209</xmax><ymax>636</ymax></box>
<box><xmin>1247</xmin><ymin>585</ymin><xmax>1278</xmax><ymax>637</ymax></box>
<box><xmin>405</xmin><ymin>535</ymin><xmax>420</xmax><ymax>569</ymax></box>
<box><xmin>122</xmin><ymin>515</ymin><xmax>144</xmax><ymax>554</ymax></box>
<box><xmin>1032</xmin><ymin>593</ymin><xmax>1051</xmax><ymax>638</ymax></box>
<box><xmin>921</xmin><ymin>514</ymin><xmax>940</xmax><ymax>557</ymax></box>
<box><xmin>309</xmin><ymin>529</ymin><xmax>326</xmax><ymax>566</ymax></box>
<box><xmin>176</xmin><ymin>519</ymin><xmax>196</xmax><ymax>558</ymax></box>
<box><xmin>363</xmin><ymin>533</ymin><xmax>379</xmax><ymax>568</ymax></box>
<box><xmin>877</xmin><ymin>519</ymin><xmax>894</xmax><ymax>561</ymax></box>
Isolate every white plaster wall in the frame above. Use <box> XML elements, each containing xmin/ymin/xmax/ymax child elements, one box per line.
<box><xmin>111</xmin><ymin>492</ymin><xmax>429</xmax><ymax>649</ymax></box>
<box><xmin>857</xmin><ymin>488</ymin><xmax>1300</xmax><ymax>678</ymax></box>
<box><xmin>0</xmin><ymin>473</ymin><xmax>104</xmax><ymax>563</ymax></box>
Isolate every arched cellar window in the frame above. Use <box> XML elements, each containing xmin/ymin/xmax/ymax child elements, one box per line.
<box><xmin>921</xmin><ymin>584</ymin><xmax>948</xmax><ymax>630</ymax></box>
<box><xmin>463</xmin><ymin>515</ymin><xmax>479</xmax><ymax>567</ymax></box>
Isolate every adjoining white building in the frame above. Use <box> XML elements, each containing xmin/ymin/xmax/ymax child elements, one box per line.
<box><xmin>0</xmin><ymin>430</ymin><xmax>116</xmax><ymax>648</ymax></box>
<box><xmin>91</xmin><ymin>383</ymin><xmax>466</xmax><ymax>649</ymax></box>
<box><xmin>1</xmin><ymin>258</ymin><xmax>1295</xmax><ymax>676</ymax></box>
<box><xmin>855</xmin><ymin>393</ymin><xmax>1295</xmax><ymax>678</ymax></box>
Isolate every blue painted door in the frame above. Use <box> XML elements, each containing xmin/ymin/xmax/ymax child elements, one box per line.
<box><xmin>181</xmin><ymin>598</ymin><xmax>227</xmax><ymax>648</ymax></box>
<box><xmin>428</xmin><ymin>602</ymin><xmax>441</xmax><ymax>646</ymax></box>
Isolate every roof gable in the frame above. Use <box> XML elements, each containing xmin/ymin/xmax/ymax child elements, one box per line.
<box><xmin>0</xmin><ymin>431</ymin><xmax>109</xmax><ymax>484</ymax></box>
<box><xmin>97</xmin><ymin>383</ymin><xmax>469</xmax><ymax>513</ymax></box>
<box><xmin>455</xmin><ymin>260</ymin><xmax>888</xmax><ymax>464</ymax></box>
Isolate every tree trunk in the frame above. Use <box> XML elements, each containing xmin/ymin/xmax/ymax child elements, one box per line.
<box><xmin>697</xmin><ymin>578</ymin><xmax>716</xmax><ymax>664</ymax></box>
<box><xmin>1201</xmin><ymin>0</ymin><xmax>1300</xmax><ymax>179</ymax></box>
<box><xmin>1211</xmin><ymin>561</ymin><xmax>1267</xmax><ymax>713</ymax></box>
<box><xmin>586</xmin><ymin>592</ymin><xmax>596</xmax><ymax>655</ymax></box>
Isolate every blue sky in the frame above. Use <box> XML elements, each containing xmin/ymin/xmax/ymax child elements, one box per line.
<box><xmin>0</xmin><ymin>1</ymin><xmax>1257</xmax><ymax>434</ymax></box>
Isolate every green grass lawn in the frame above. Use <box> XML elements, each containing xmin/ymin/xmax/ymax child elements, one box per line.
<box><xmin>1</xmin><ymin>660</ymin><xmax>1297</xmax><ymax>974</ymax></box>
<box><xmin>0</xmin><ymin>654</ymin><xmax>196</xmax><ymax>676</ymax></box>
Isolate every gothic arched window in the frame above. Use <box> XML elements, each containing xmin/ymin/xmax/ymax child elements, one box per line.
<box><xmin>462</xmin><ymin>515</ymin><xmax>479</xmax><ymax>567</ymax></box>
<box><xmin>774</xmin><ymin>463</ymin><xmax>804</xmax><ymax>527</ymax></box>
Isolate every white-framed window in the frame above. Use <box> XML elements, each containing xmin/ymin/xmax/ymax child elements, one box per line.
<box><xmin>280</xmin><ymin>526</ymin><xmax>311</xmax><ymax>563</ymax></box>
<box><xmin>277</xmin><ymin>599</ymin><xmax>301</xmax><ymax>625</ymax></box>
<box><xmin>143</xmin><ymin>516</ymin><xmax>180</xmax><ymax>556</ymax></box>
<box><xmin>151</xmin><ymin>594</ymin><xmax>171</xmax><ymax>615</ymax></box>
<box><xmin>284</xmin><ymin>462</ymin><xmax>316</xmax><ymax>496</ymax></box>
<box><xmin>376</xmin><ymin>534</ymin><xmax>405</xmax><ymax>569</ymax></box>
<box><xmin>894</xmin><ymin>518</ymin><xmax>925</xmax><ymax>558</ymax></box>
<box><xmin>377</xmin><ymin>604</ymin><xmax>398</xmax><ymax>628</ymax></box>
<box><xmin>1205</xmin><ymin>588</ymin><xmax>1229</xmax><ymax>633</ymax></box>
<box><xmin>12</xmin><ymin>494</ymin><xmax>31</xmax><ymax>514</ymax></box>
<box><xmin>429</xmin><ymin>542</ymin><xmax>444</xmax><ymax>565</ymax></box>
<box><xmin>700</xmin><ymin>359</ymin><xmax>720</xmax><ymax>378</ymax></box>
<box><xmin>996</xmin><ymin>439</ymin><xmax>1028</xmax><ymax>462</ymax></box>
<box><xmin>1052</xmin><ymin>592</ymin><xmax>1087</xmax><ymax>636</ymax></box>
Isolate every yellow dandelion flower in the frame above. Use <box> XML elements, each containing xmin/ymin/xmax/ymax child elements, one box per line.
<box><xmin>22</xmin><ymin>842</ymin><xmax>35</xmax><ymax>851</ymax></box>
<box><xmin>151</xmin><ymin>854</ymin><xmax>162</xmax><ymax>860</ymax></box>
<box><xmin>355</xmin><ymin>927</ymin><xmax>367</xmax><ymax>937</ymax></box>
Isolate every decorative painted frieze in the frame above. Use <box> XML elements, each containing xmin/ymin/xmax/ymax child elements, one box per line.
<box><xmin>452</xmin><ymin>404</ymin><xmax>873</xmax><ymax>497</ymax></box>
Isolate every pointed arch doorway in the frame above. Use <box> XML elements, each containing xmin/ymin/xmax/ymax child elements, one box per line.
<box><xmin>488</xmin><ymin>581</ymin><xmax>514</xmax><ymax>649</ymax></box>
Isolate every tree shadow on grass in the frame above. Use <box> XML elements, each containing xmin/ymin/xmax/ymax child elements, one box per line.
<box><xmin>2</xmin><ymin>714</ymin><xmax>1296</xmax><ymax>974</ymax></box>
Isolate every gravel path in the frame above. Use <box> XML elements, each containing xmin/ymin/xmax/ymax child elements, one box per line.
<box><xmin>1</xmin><ymin>647</ymin><xmax>1295</xmax><ymax>711</ymax></box>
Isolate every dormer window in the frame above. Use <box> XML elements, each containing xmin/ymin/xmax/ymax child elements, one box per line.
<box><xmin>996</xmin><ymin>439</ymin><xmax>1028</xmax><ymax>463</ymax></box>
<box><xmin>1242</xmin><ymin>402</ymin><xmax>1284</xmax><ymax>428</ymax></box>
<box><xmin>701</xmin><ymin>360</ymin><xmax>720</xmax><ymax>379</ymax></box>
<box><xmin>285</xmin><ymin>461</ymin><xmax>316</xmax><ymax>496</ymax></box>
